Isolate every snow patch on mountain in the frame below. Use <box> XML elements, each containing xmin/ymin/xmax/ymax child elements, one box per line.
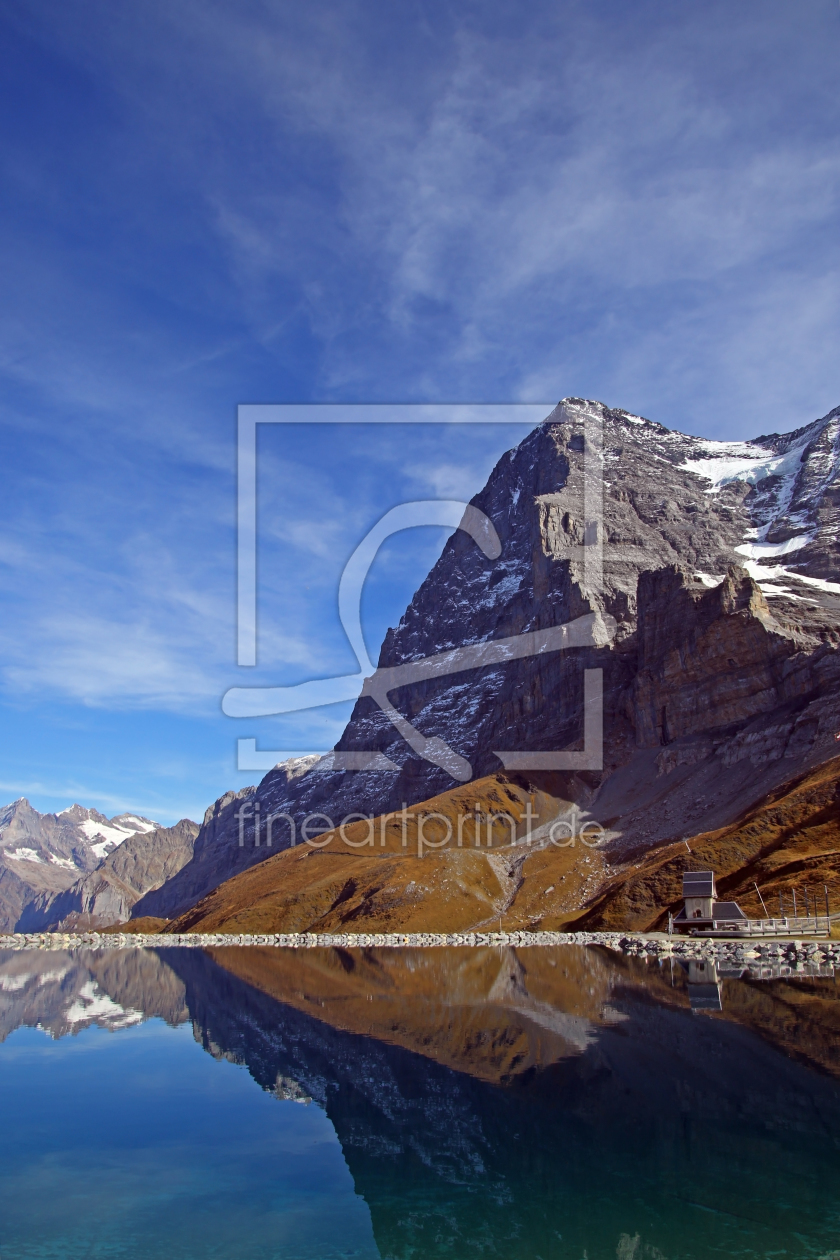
<box><xmin>680</xmin><ymin>440</ymin><xmax>809</xmax><ymax>496</ymax></box>
<box><xmin>735</xmin><ymin>534</ymin><xmax>815</xmax><ymax>560</ymax></box>
<box><xmin>78</xmin><ymin>818</ymin><xmax>148</xmax><ymax>860</ymax></box>
<box><xmin>4</xmin><ymin>847</ymin><xmax>44</xmax><ymax>864</ymax></box>
<box><xmin>680</xmin><ymin>438</ymin><xmax>814</xmax><ymax>552</ymax></box>
<box><xmin>740</xmin><ymin>560</ymin><xmax>840</xmax><ymax>597</ymax></box>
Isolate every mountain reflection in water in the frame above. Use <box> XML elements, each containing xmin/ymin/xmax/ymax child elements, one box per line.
<box><xmin>1</xmin><ymin>943</ymin><xmax>840</xmax><ymax>1260</ymax></box>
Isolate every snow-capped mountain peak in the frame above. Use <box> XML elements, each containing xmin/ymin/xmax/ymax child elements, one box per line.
<box><xmin>75</xmin><ymin>816</ymin><xmax>160</xmax><ymax>861</ymax></box>
<box><xmin>0</xmin><ymin>800</ymin><xmax>164</xmax><ymax>930</ymax></box>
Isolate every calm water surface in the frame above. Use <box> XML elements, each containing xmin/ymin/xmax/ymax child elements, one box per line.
<box><xmin>0</xmin><ymin>944</ymin><xmax>839</xmax><ymax>1260</ymax></box>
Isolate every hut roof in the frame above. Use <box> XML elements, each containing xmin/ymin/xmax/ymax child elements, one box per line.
<box><xmin>682</xmin><ymin>870</ymin><xmax>715</xmax><ymax>897</ymax></box>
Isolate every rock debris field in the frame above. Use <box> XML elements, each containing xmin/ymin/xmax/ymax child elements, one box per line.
<box><xmin>1</xmin><ymin>930</ymin><xmax>839</xmax><ymax>968</ymax></box>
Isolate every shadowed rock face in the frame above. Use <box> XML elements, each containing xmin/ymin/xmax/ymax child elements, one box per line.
<box><xmin>634</xmin><ymin>565</ymin><xmax>792</xmax><ymax>745</ymax></box>
<box><xmin>18</xmin><ymin>820</ymin><xmax>200</xmax><ymax>931</ymax></box>
<box><xmin>140</xmin><ymin>399</ymin><xmax>840</xmax><ymax>920</ymax></box>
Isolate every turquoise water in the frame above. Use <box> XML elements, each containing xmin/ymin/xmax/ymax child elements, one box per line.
<box><xmin>0</xmin><ymin>945</ymin><xmax>839</xmax><ymax>1259</ymax></box>
<box><xmin>0</xmin><ymin>1020</ymin><xmax>377</xmax><ymax>1259</ymax></box>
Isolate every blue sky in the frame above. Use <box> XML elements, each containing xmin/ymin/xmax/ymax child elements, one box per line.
<box><xmin>0</xmin><ymin>0</ymin><xmax>839</xmax><ymax>823</ymax></box>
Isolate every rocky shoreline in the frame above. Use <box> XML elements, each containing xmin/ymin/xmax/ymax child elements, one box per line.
<box><xmin>1</xmin><ymin>929</ymin><xmax>838</xmax><ymax>965</ymax></box>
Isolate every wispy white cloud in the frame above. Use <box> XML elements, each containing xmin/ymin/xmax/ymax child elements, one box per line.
<box><xmin>189</xmin><ymin>1</ymin><xmax>840</xmax><ymax>430</ymax></box>
<box><xmin>1</xmin><ymin>0</ymin><xmax>838</xmax><ymax>815</ymax></box>
<box><xmin>409</xmin><ymin>461</ymin><xmax>487</xmax><ymax>501</ymax></box>
<box><xmin>5</xmin><ymin>1</ymin><xmax>839</xmax><ymax>429</ymax></box>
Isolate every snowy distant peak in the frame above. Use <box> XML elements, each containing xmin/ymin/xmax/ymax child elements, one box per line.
<box><xmin>75</xmin><ymin>814</ymin><xmax>162</xmax><ymax>861</ymax></box>
<box><xmin>78</xmin><ymin>819</ymin><xmax>140</xmax><ymax>861</ymax></box>
<box><xmin>55</xmin><ymin>804</ymin><xmax>160</xmax><ymax>829</ymax></box>
<box><xmin>0</xmin><ymin>798</ymin><xmax>39</xmax><ymax>827</ymax></box>
<box><xmin>111</xmin><ymin>813</ymin><xmax>158</xmax><ymax>832</ymax></box>
<box><xmin>55</xmin><ymin>803</ymin><xmax>110</xmax><ymax>825</ymax></box>
<box><xmin>0</xmin><ymin>800</ymin><xmax>164</xmax><ymax>875</ymax></box>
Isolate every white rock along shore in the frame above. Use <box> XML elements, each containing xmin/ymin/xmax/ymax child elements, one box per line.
<box><xmin>0</xmin><ymin>929</ymin><xmax>838</xmax><ymax>965</ymax></box>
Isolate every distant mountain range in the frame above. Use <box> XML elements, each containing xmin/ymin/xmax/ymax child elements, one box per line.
<box><xmin>4</xmin><ymin>397</ymin><xmax>839</xmax><ymax>934</ymax></box>
<box><xmin>0</xmin><ymin>799</ymin><xmax>197</xmax><ymax>931</ymax></box>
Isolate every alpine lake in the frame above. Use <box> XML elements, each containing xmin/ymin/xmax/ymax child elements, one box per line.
<box><xmin>1</xmin><ymin>942</ymin><xmax>839</xmax><ymax>1260</ymax></box>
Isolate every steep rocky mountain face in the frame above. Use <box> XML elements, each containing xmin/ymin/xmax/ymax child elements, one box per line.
<box><xmin>142</xmin><ymin>398</ymin><xmax>840</xmax><ymax>921</ymax></box>
<box><xmin>19</xmin><ymin>819</ymin><xmax>200</xmax><ymax>931</ymax></box>
<box><xmin>0</xmin><ymin>800</ymin><xmax>162</xmax><ymax>931</ymax></box>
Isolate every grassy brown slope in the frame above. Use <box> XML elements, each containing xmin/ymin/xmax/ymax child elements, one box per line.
<box><xmin>101</xmin><ymin>916</ymin><xmax>170</xmax><ymax>934</ymax></box>
<box><xmin>161</xmin><ymin>758</ymin><xmax>840</xmax><ymax>936</ymax></box>
<box><xmin>167</xmin><ymin>775</ymin><xmax>570</xmax><ymax>935</ymax></box>
<box><xmin>572</xmin><ymin>755</ymin><xmax>840</xmax><ymax>931</ymax></box>
<box><xmin>502</xmin><ymin>843</ymin><xmax>609</xmax><ymax>930</ymax></box>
